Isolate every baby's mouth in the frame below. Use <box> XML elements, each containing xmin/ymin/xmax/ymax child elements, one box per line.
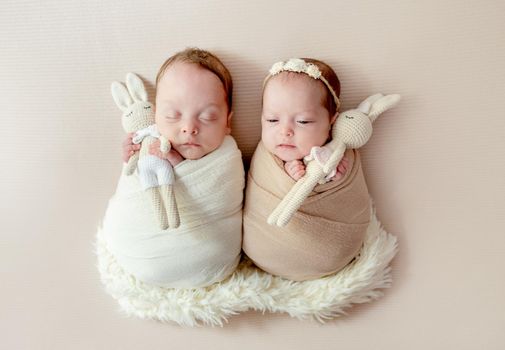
<box><xmin>277</xmin><ymin>144</ymin><xmax>296</xmax><ymax>149</ymax></box>
<box><xmin>181</xmin><ymin>142</ymin><xmax>201</xmax><ymax>147</ymax></box>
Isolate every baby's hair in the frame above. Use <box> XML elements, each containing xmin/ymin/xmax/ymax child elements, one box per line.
<box><xmin>301</xmin><ymin>58</ymin><xmax>341</xmax><ymax>116</ymax></box>
<box><xmin>156</xmin><ymin>48</ymin><xmax>233</xmax><ymax>112</ymax></box>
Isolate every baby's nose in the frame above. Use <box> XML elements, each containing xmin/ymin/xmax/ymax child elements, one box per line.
<box><xmin>281</xmin><ymin>125</ymin><xmax>293</xmax><ymax>137</ymax></box>
<box><xmin>182</xmin><ymin>122</ymin><xmax>198</xmax><ymax>135</ymax></box>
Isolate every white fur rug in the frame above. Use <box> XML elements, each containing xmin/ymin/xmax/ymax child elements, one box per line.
<box><xmin>95</xmin><ymin>204</ymin><xmax>398</xmax><ymax>327</ymax></box>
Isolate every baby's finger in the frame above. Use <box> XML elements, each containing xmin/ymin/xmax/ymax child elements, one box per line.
<box><xmin>294</xmin><ymin>165</ymin><xmax>304</xmax><ymax>174</ymax></box>
<box><xmin>122</xmin><ymin>137</ymin><xmax>131</xmax><ymax>147</ymax></box>
<box><xmin>296</xmin><ymin>169</ymin><xmax>306</xmax><ymax>179</ymax></box>
<box><xmin>332</xmin><ymin>173</ymin><xmax>343</xmax><ymax>181</ymax></box>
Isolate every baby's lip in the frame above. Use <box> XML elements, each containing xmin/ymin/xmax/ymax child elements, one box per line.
<box><xmin>181</xmin><ymin>141</ymin><xmax>200</xmax><ymax>147</ymax></box>
<box><xmin>277</xmin><ymin>144</ymin><xmax>295</xmax><ymax>148</ymax></box>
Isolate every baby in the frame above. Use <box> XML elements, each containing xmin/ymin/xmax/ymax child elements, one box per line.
<box><xmin>261</xmin><ymin>58</ymin><xmax>349</xmax><ymax>182</ymax></box>
<box><xmin>104</xmin><ymin>48</ymin><xmax>245</xmax><ymax>288</ymax></box>
<box><xmin>123</xmin><ymin>49</ymin><xmax>232</xmax><ymax>168</ymax></box>
<box><xmin>243</xmin><ymin>58</ymin><xmax>371</xmax><ymax>281</ymax></box>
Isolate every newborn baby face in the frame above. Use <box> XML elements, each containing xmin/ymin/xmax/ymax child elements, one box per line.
<box><xmin>155</xmin><ymin>62</ymin><xmax>231</xmax><ymax>160</ymax></box>
<box><xmin>261</xmin><ymin>73</ymin><xmax>335</xmax><ymax>162</ymax></box>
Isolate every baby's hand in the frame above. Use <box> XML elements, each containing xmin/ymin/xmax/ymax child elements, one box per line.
<box><xmin>122</xmin><ymin>132</ymin><xmax>141</xmax><ymax>163</ymax></box>
<box><xmin>284</xmin><ymin>160</ymin><xmax>306</xmax><ymax>181</ymax></box>
<box><xmin>149</xmin><ymin>139</ymin><xmax>184</xmax><ymax>167</ymax></box>
<box><xmin>330</xmin><ymin>156</ymin><xmax>349</xmax><ymax>182</ymax></box>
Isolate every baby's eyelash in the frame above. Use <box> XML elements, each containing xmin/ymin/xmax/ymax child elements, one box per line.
<box><xmin>297</xmin><ymin>120</ymin><xmax>313</xmax><ymax>124</ymax></box>
<box><xmin>266</xmin><ymin>119</ymin><xmax>278</xmax><ymax>123</ymax></box>
<box><xmin>200</xmin><ymin>115</ymin><xmax>217</xmax><ymax>121</ymax></box>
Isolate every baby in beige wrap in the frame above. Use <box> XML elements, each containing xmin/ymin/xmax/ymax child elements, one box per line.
<box><xmin>243</xmin><ymin>58</ymin><xmax>371</xmax><ymax>281</ymax></box>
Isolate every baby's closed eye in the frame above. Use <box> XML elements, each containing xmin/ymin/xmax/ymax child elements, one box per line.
<box><xmin>199</xmin><ymin>114</ymin><xmax>218</xmax><ymax>121</ymax></box>
<box><xmin>296</xmin><ymin>120</ymin><xmax>313</xmax><ymax>125</ymax></box>
<box><xmin>165</xmin><ymin>115</ymin><xmax>180</xmax><ymax>121</ymax></box>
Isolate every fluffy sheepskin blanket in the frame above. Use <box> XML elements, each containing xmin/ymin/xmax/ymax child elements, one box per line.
<box><xmin>96</xmin><ymin>201</ymin><xmax>398</xmax><ymax>327</ymax></box>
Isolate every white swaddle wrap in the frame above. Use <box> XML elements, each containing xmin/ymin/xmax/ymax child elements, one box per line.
<box><xmin>102</xmin><ymin>136</ymin><xmax>244</xmax><ymax>288</ymax></box>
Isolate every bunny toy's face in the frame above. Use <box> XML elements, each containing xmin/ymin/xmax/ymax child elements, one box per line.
<box><xmin>121</xmin><ymin>101</ymin><xmax>155</xmax><ymax>133</ymax></box>
<box><xmin>334</xmin><ymin>110</ymin><xmax>372</xmax><ymax>149</ymax></box>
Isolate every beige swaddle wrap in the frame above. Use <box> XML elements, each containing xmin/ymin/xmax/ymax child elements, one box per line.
<box><xmin>243</xmin><ymin>142</ymin><xmax>370</xmax><ymax>281</ymax></box>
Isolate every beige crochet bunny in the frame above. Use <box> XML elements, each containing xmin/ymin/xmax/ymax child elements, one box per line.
<box><xmin>267</xmin><ymin>93</ymin><xmax>401</xmax><ymax>227</ymax></box>
<box><xmin>111</xmin><ymin>73</ymin><xmax>180</xmax><ymax>229</ymax></box>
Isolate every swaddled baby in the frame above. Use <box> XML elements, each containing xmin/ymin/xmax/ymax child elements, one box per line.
<box><xmin>243</xmin><ymin>58</ymin><xmax>370</xmax><ymax>281</ymax></box>
<box><xmin>103</xmin><ymin>48</ymin><xmax>244</xmax><ymax>288</ymax></box>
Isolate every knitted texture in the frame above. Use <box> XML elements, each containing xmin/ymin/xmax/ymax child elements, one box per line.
<box><xmin>268</xmin><ymin>93</ymin><xmax>401</xmax><ymax>227</ymax></box>
<box><xmin>96</xmin><ymin>201</ymin><xmax>398</xmax><ymax>326</ymax></box>
<box><xmin>101</xmin><ymin>136</ymin><xmax>244</xmax><ymax>289</ymax></box>
<box><xmin>111</xmin><ymin>73</ymin><xmax>180</xmax><ymax>229</ymax></box>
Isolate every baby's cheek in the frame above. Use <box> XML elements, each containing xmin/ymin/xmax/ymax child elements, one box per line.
<box><xmin>156</xmin><ymin>123</ymin><xmax>176</xmax><ymax>139</ymax></box>
<box><xmin>261</xmin><ymin>130</ymin><xmax>275</xmax><ymax>148</ymax></box>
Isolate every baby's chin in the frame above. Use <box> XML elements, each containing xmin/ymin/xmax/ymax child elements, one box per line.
<box><xmin>271</xmin><ymin>147</ymin><xmax>306</xmax><ymax>162</ymax></box>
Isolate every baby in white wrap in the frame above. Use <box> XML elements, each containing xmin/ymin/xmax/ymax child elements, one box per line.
<box><xmin>104</xmin><ymin>48</ymin><xmax>244</xmax><ymax>288</ymax></box>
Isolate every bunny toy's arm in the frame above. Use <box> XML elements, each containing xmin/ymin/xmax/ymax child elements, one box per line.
<box><xmin>125</xmin><ymin>152</ymin><xmax>140</xmax><ymax>175</ymax></box>
<box><xmin>322</xmin><ymin>141</ymin><xmax>347</xmax><ymax>175</ymax></box>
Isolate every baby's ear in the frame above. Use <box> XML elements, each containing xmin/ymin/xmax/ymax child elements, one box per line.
<box><xmin>330</xmin><ymin>112</ymin><xmax>338</xmax><ymax>125</ymax></box>
<box><xmin>226</xmin><ymin>111</ymin><xmax>233</xmax><ymax>134</ymax></box>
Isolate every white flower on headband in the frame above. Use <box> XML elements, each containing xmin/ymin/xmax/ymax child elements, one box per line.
<box><xmin>269</xmin><ymin>61</ymin><xmax>286</xmax><ymax>76</ymax></box>
<box><xmin>266</xmin><ymin>58</ymin><xmax>340</xmax><ymax>111</ymax></box>
<box><xmin>268</xmin><ymin>58</ymin><xmax>322</xmax><ymax>79</ymax></box>
<box><xmin>305</xmin><ymin>64</ymin><xmax>321</xmax><ymax>79</ymax></box>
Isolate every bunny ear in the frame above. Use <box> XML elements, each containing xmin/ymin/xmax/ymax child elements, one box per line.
<box><xmin>125</xmin><ymin>72</ymin><xmax>148</xmax><ymax>102</ymax></box>
<box><xmin>111</xmin><ymin>81</ymin><xmax>133</xmax><ymax>111</ymax></box>
<box><xmin>357</xmin><ymin>93</ymin><xmax>384</xmax><ymax>114</ymax></box>
<box><xmin>368</xmin><ymin>94</ymin><xmax>401</xmax><ymax>122</ymax></box>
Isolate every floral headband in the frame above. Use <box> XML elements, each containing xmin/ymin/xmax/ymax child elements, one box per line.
<box><xmin>264</xmin><ymin>58</ymin><xmax>341</xmax><ymax>112</ymax></box>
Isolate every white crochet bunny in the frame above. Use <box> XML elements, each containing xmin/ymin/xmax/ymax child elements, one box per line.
<box><xmin>267</xmin><ymin>93</ymin><xmax>401</xmax><ymax>227</ymax></box>
<box><xmin>111</xmin><ymin>73</ymin><xmax>180</xmax><ymax>229</ymax></box>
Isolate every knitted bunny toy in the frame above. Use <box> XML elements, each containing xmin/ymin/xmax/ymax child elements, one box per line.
<box><xmin>267</xmin><ymin>93</ymin><xmax>401</xmax><ymax>227</ymax></box>
<box><xmin>111</xmin><ymin>73</ymin><xmax>180</xmax><ymax>229</ymax></box>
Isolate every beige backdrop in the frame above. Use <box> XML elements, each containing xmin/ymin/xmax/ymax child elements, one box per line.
<box><xmin>1</xmin><ymin>0</ymin><xmax>504</xmax><ymax>349</ymax></box>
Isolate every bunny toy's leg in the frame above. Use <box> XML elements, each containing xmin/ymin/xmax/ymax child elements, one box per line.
<box><xmin>161</xmin><ymin>184</ymin><xmax>180</xmax><ymax>229</ymax></box>
<box><xmin>268</xmin><ymin>163</ymin><xmax>325</xmax><ymax>226</ymax></box>
<box><xmin>267</xmin><ymin>176</ymin><xmax>307</xmax><ymax>225</ymax></box>
<box><xmin>147</xmin><ymin>187</ymin><xmax>168</xmax><ymax>230</ymax></box>
<box><xmin>275</xmin><ymin>175</ymin><xmax>321</xmax><ymax>227</ymax></box>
